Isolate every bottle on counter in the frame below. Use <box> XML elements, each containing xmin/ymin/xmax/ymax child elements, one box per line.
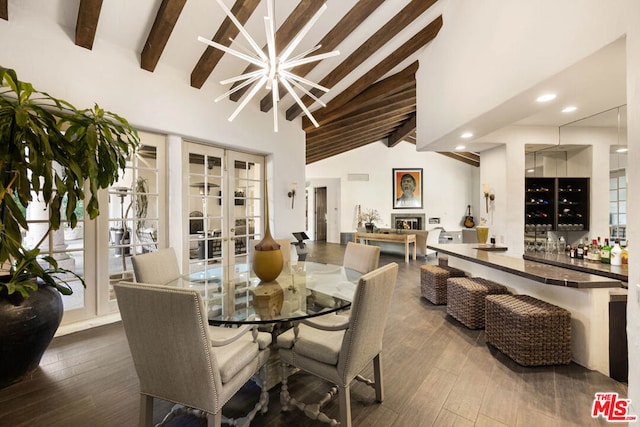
<box><xmin>601</xmin><ymin>238</ymin><xmax>611</xmax><ymax>264</ymax></box>
<box><xmin>610</xmin><ymin>239</ymin><xmax>622</xmax><ymax>266</ymax></box>
<box><xmin>576</xmin><ymin>238</ymin><xmax>585</xmax><ymax>259</ymax></box>
<box><xmin>587</xmin><ymin>239</ymin><xmax>601</xmax><ymax>262</ymax></box>
<box><xmin>621</xmin><ymin>240</ymin><xmax>629</xmax><ymax>265</ymax></box>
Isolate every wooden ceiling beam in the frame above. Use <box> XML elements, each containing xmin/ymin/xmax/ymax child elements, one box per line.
<box><xmin>285</xmin><ymin>0</ymin><xmax>438</xmax><ymax>121</ymax></box>
<box><xmin>75</xmin><ymin>0</ymin><xmax>103</xmax><ymax>50</ymax></box>
<box><xmin>140</xmin><ymin>0</ymin><xmax>187</xmax><ymax>72</ymax></box>
<box><xmin>307</xmin><ymin>120</ymin><xmax>407</xmax><ymax>155</ymax></box>
<box><xmin>295</xmin><ymin>15</ymin><xmax>442</xmax><ymax>125</ymax></box>
<box><xmin>0</xmin><ymin>0</ymin><xmax>8</xmax><ymax>20</ymax></box>
<box><xmin>307</xmin><ymin>106</ymin><xmax>415</xmax><ymax>144</ymax></box>
<box><xmin>387</xmin><ymin>113</ymin><xmax>416</xmax><ymax>147</ymax></box>
<box><xmin>259</xmin><ymin>0</ymin><xmax>386</xmax><ymax>112</ymax></box>
<box><xmin>229</xmin><ymin>0</ymin><xmax>325</xmax><ymax>102</ymax></box>
<box><xmin>303</xmin><ymin>62</ymin><xmax>417</xmax><ymax>130</ymax></box>
<box><xmin>307</xmin><ymin>130</ymin><xmax>393</xmax><ymax>164</ymax></box>
<box><xmin>437</xmin><ymin>152</ymin><xmax>481</xmax><ymax>167</ymax></box>
<box><xmin>190</xmin><ymin>0</ymin><xmax>261</xmax><ymax>89</ymax></box>
<box><xmin>307</xmin><ymin>91</ymin><xmax>416</xmax><ymax>134</ymax></box>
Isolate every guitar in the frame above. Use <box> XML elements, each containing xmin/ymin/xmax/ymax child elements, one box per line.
<box><xmin>463</xmin><ymin>205</ymin><xmax>475</xmax><ymax>228</ymax></box>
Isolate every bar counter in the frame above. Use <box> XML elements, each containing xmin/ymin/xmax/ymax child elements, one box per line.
<box><xmin>427</xmin><ymin>243</ymin><xmax>626</xmax><ymax>376</ymax></box>
<box><xmin>429</xmin><ymin>244</ymin><xmax>623</xmax><ymax>288</ymax></box>
<box><xmin>522</xmin><ymin>251</ymin><xmax>628</xmax><ymax>284</ymax></box>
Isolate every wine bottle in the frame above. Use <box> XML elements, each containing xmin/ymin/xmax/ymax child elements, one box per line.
<box><xmin>576</xmin><ymin>239</ymin><xmax>584</xmax><ymax>260</ymax></box>
<box><xmin>601</xmin><ymin>238</ymin><xmax>611</xmax><ymax>264</ymax></box>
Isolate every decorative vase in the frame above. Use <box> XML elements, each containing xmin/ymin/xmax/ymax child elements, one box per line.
<box><xmin>0</xmin><ymin>283</ymin><xmax>63</xmax><ymax>389</ymax></box>
<box><xmin>476</xmin><ymin>226</ymin><xmax>489</xmax><ymax>244</ymax></box>
<box><xmin>365</xmin><ymin>222</ymin><xmax>374</xmax><ymax>233</ymax></box>
<box><xmin>252</xmin><ymin>180</ymin><xmax>284</xmax><ymax>282</ymax></box>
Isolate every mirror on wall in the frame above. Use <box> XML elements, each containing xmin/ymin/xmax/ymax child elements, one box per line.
<box><xmin>524</xmin><ymin>105</ymin><xmax>627</xmax><ymax>249</ymax></box>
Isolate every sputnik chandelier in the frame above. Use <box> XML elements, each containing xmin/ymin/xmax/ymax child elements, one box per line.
<box><xmin>198</xmin><ymin>0</ymin><xmax>339</xmax><ymax>132</ymax></box>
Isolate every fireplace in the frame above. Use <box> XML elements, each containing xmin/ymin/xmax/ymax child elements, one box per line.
<box><xmin>390</xmin><ymin>214</ymin><xmax>425</xmax><ymax>230</ymax></box>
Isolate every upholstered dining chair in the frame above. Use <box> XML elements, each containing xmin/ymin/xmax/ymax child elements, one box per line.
<box><xmin>342</xmin><ymin>241</ymin><xmax>380</xmax><ymax>274</ymax></box>
<box><xmin>425</xmin><ymin>228</ymin><xmax>442</xmax><ymax>258</ymax></box>
<box><xmin>276</xmin><ymin>262</ymin><xmax>399</xmax><ymax>427</ymax></box>
<box><xmin>131</xmin><ymin>247</ymin><xmax>180</xmax><ymax>285</ymax></box>
<box><xmin>114</xmin><ymin>281</ymin><xmax>271</xmax><ymax>427</ymax></box>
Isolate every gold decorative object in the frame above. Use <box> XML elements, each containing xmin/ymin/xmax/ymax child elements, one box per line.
<box><xmin>251</xmin><ymin>282</ymin><xmax>284</xmax><ymax>320</ymax></box>
<box><xmin>252</xmin><ymin>180</ymin><xmax>283</xmax><ymax>282</ymax></box>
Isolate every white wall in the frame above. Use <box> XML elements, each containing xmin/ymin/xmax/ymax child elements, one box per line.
<box><xmin>416</xmin><ymin>0</ymin><xmax>640</xmax><ymax>410</ymax></box>
<box><xmin>306</xmin><ymin>140</ymin><xmax>479</xmax><ymax>243</ymax></box>
<box><xmin>0</xmin><ymin>8</ymin><xmax>306</xmax><ymax>238</ymax></box>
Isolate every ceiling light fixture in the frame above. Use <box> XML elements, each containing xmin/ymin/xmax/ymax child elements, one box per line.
<box><xmin>198</xmin><ymin>0</ymin><xmax>339</xmax><ymax>132</ymax></box>
<box><xmin>616</xmin><ymin>147</ymin><xmax>628</xmax><ymax>153</ymax></box>
<box><xmin>536</xmin><ymin>93</ymin><xmax>557</xmax><ymax>103</ymax></box>
<box><xmin>460</xmin><ymin>132</ymin><xmax>473</xmax><ymax>139</ymax></box>
<box><xmin>562</xmin><ymin>106</ymin><xmax>577</xmax><ymax>113</ymax></box>
<box><xmin>455</xmin><ymin>145</ymin><xmax>466</xmax><ymax>151</ymax></box>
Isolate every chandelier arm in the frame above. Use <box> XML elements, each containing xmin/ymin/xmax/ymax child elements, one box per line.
<box><xmin>214</xmin><ymin>74</ymin><xmax>264</xmax><ymax>103</ymax></box>
<box><xmin>280</xmin><ymin>50</ymin><xmax>340</xmax><ymax>71</ymax></box>
<box><xmin>214</xmin><ymin>0</ymin><xmax>267</xmax><ymax>62</ymax></box>
<box><xmin>281</xmin><ymin>70</ymin><xmax>330</xmax><ymax>93</ymax></box>
<box><xmin>220</xmin><ymin>69</ymin><xmax>266</xmax><ymax>86</ymax></box>
<box><xmin>279</xmin><ymin>76</ymin><xmax>319</xmax><ymax>128</ymax></box>
<box><xmin>281</xmin><ymin>76</ymin><xmax>326</xmax><ymax>108</ymax></box>
<box><xmin>228</xmin><ymin>75</ymin><xmax>269</xmax><ymax>122</ymax></box>
<box><xmin>279</xmin><ymin>3</ymin><xmax>328</xmax><ymax>63</ymax></box>
<box><xmin>264</xmin><ymin>16</ymin><xmax>277</xmax><ymax>88</ymax></box>
<box><xmin>197</xmin><ymin>36</ymin><xmax>266</xmax><ymax>69</ymax></box>
<box><xmin>272</xmin><ymin>82</ymin><xmax>279</xmax><ymax>132</ymax></box>
<box><xmin>288</xmin><ymin>44</ymin><xmax>323</xmax><ymax>63</ymax></box>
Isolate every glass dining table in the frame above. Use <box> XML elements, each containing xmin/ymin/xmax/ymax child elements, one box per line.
<box><xmin>167</xmin><ymin>261</ymin><xmax>361</xmax><ymax>326</ymax></box>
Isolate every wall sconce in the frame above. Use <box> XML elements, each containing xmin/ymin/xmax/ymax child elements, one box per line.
<box><xmin>288</xmin><ymin>182</ymin><xmax>297</xmax><ymax>209</ymax></box>
<box><xmin>483</xmin><ymin>183</ymin><xmax>490</xmax><ymax>213</ymax></box>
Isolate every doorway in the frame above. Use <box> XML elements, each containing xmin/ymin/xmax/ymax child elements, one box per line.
<box><xmin>315</xmin><ymin>187</ymin><xmax>327</xmax><ymax>241</ymax></box>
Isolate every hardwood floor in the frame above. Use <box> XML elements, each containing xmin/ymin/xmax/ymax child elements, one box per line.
<box><xmin>0</xmin><ymin>242</ymin><xmax>628</xmax><ymax>426</ymax></box>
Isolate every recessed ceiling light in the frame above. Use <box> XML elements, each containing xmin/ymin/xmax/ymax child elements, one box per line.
<box><xmin>527</xmin><ymin>169</ymin><xmax>535</xmax><ymax>173</ymax></box>
<box><xmin>455</xmin><ymin>145</ymin><xmax>466</xmax><ymax>151</ymax></box>
<box><xmin>536</xmin><ymin>93</ymin><xmax>557</xmax><ymax>103</ymax></box>
<box><xmin>461</xmin><ymin>132</ymin><xmax>473</xmax><ymax>139</ymax></box>
<box><xmin>562</xmin><ymin>106</ymin><xmax>577</xmax><ymax>113</ymax></box>
<box><xmin>616</xmin><ymin>147</ymin><xmax>628</xmax><ymax>153</ymax></box>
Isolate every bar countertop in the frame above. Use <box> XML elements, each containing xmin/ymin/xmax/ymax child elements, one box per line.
<box><xmin>522</xmin><ymin>251</ymin><xmax>628</xmax><ymax>283</ymax></box>
<box><xmin>428</xmin><ymin>244</ymin><xmax>623</xmax><ymax>289</ymax></box>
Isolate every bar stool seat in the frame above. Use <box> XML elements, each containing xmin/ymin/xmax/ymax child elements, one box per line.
<box><xmin>420</xmin><ymin>263</ymin><xmax>466</xmax><ymax>305</ymax></box>
<box><xmin>485</xmin><ymin>294</ymin><xmax>571</xmax><ymax>366</ymax></box>
<box><xmin>446</xmin><ymin>277</ymin><xmax>510</xmax><ymax>329</ymax></box>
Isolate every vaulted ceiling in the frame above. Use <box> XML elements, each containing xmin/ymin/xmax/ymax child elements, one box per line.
<box><xmin>1</xmin><ymin>0</ymin><xmax>480</xmax><ymax>167</ymax></box>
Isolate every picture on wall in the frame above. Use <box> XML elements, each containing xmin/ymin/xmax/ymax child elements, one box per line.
<box><xmin>393</xmin><ymin>168</ymin><xmax>423</xmax><ymax>209</ymax></box>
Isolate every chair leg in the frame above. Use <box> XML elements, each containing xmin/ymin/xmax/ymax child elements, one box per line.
<box><xmin>206</xmin><ymin>412</ymin><xmax>222</xmax><ymax>427</ymax></box>
<box><xmin>373</xmin><ymin>353</ymin><xmax>384</xmax><ymax>402</ymax></box>
<box><xmin>139</xmin><ymin>394</ymin><xmax>153</xmax><ymax>427</ymax></box>
<box><xmin>339</xmin><ymin>385</ymin><xmax>352</xmax><ymax>427</ymax></box>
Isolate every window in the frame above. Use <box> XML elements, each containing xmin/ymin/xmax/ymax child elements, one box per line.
<box><xmin>609</xmin><ymin>170</ymin><xmax>626</xmax><ymax>241</ymax></box>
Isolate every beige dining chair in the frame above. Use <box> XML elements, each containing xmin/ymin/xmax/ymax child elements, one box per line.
<box><xmin>342</xmin><ymin>241</ymin><xmax>380</xmax><ymax>274</ymax></box>
<box><xmin>131</xmin><ymin>247</ymin><xmax>180</xmax><ymax>285</ymax></box>
<box><xmin>277</xmin><ymin>262</ymin><xmax>399</xmax><ymax>427</ymax></box>
<box><xmin>114</xmin><ymin>281</ymin><xmax>271</xmax><ymax>427</ymax></box>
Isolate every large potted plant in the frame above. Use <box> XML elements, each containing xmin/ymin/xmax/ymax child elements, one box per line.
<box><xmin>0</xmin><ymin>66</ymin><xmax>139</xmax><ymax>388</ymax></box>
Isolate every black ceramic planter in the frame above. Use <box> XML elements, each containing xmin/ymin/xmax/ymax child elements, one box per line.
<box><xmin>0</xmin><ymin>284</ymin><xmax>63</xmax><ymax>389</ymax></box>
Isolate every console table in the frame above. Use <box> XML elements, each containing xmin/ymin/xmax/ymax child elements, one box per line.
<box><xmin>354</xmin><ymin>232</ymin><xmax>417</xmax><ymax>263</ymax></box>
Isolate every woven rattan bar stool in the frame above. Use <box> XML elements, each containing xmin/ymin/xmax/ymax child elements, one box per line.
<box><xmin>446</xmin><ymin>277</ymin><xmax>510</xmax><ymax>329</ymax></box>
<box><xmin>420</xmin><ymin>260</ymin><xmax>466</xmax><ymax>305</ymax></box>
<box><xmin>485</xmin><ymin>294</ymin><xmax>571</xmax><ymax>366</ymax></box>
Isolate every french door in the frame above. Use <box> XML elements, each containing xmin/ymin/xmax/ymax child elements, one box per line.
<box><xmin>183</xmin><ymin>142</ymin><xmax>264</xmax><ymax>284</ymax></box>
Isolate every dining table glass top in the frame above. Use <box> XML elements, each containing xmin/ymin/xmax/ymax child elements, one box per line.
<box><xmin>168</xmin><ymin>261</ymin><xmax>361</xmax><ymax>325</ymax></box>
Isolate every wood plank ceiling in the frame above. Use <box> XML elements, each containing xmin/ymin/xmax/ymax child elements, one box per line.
<box><xmin>1</xmin><ymin>0</ymin><xmax>479</xmax><ymax>168</ymax></box>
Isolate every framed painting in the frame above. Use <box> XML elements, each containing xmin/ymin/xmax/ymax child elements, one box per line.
<box><xmin>393</xmin><ymin>168</ymin><xmax>423</xmax><ymax>209</ymax></box>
